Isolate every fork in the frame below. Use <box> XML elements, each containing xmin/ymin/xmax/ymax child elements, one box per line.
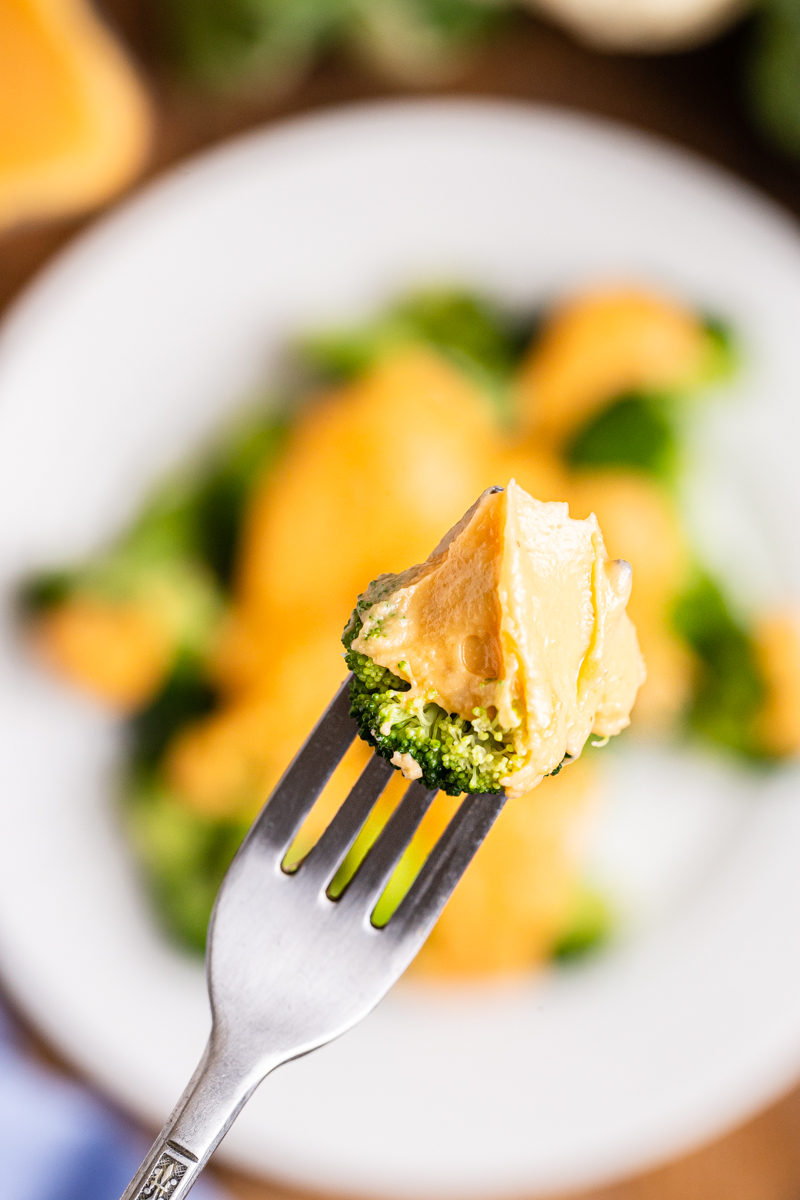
<box><xmin>120</xmin><ymin>677</ymin><xmax>508</xmax><ymax>1199</ymax></box>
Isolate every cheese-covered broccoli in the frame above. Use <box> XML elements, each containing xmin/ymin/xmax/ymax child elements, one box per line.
<box><xmin>344</xmin><ymin>480</ymin><xmax>646</xmax><ymax>796</ymax></box>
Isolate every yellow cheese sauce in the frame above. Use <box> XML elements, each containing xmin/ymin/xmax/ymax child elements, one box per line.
<box><xmin>352</xmin><ymin>481</ymin><xmax>645</xmax><ymax>797</ymax></box>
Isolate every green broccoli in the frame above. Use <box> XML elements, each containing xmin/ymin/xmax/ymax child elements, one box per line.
<box><xmin>565</xmin><ymin>392</ymin><xmax>678</xmax><ymax>481</ymax></box>
<box><xmin>124</xmin><ymin>774</ymin><xmax>248</xmax><ymax>952</ymax></box>
<box><xmin>562</xmin><ymin>316</ymin><xmax>737</xmax><ymax>485</ymax></box>
<box><xmin>127</xmin><ymin>656</ymin><xmax>219</xmax><ymax>770</ymax></box>
<box><xmin>301</xmin><ymin>288</ymin><xmax>533</xmax><ymax>426</ymax></box>
<box><xmin>552</xmin><ymin>884</ymin><xmax>614</xmax><ymax>962</ymax></box>
<box><xmin>343</xmin><ymin>611</ymin><xmax>525</xmax><ymax>796</ymax></box>
<box><xmin>671</xmin><ymin>572</ymin><xmax>773</xmax><ymax>762</ymax></box>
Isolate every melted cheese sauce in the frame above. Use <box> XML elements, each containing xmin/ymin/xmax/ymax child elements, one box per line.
<box><xmin>351</xmin><ymin>480</ymin><xmax>645</xmax><ymax>798</ymax></box>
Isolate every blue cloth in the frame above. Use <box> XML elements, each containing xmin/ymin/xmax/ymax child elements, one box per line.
<box><xmin>0</xmin><ymin>1007</ymin><xmax>228</xmax><ymax>1200</ymax></box>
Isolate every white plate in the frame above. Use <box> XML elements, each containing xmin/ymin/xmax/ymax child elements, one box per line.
<box><xmin>2</xmin><ymin>100</ymin><xmax>800</xmax><ymax>1199</ymax></box>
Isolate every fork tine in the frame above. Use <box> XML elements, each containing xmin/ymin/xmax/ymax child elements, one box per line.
<box><xmin>388</xmin><ymin>790</ymin><xmax>508</xmax><ymax>942</ymax></box>
<box><xmin>338</xmin><ymin>779</ymin><xmax>438</xmax><ymax>914</ymax></box>
<box><xmin>245</xmin><ymin>677</ymin><xmax>356</xmax><ymax>856</ymax></box>
<box><xmin>298</xmin><ymin>754</ymin><xmax>395</xmax><ymax>887</ymax></box>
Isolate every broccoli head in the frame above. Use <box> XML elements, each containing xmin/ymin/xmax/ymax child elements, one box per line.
<box><xmin>343</xmin><ymin>611</ymin><xmax>524</xmax><ymax>796</ymax></box>
<box><xmin>342</xmin><ymin>481</ymin><xmax>644</xmax><ymax>798</ymax></box>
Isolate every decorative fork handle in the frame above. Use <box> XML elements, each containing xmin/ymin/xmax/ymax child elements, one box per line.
<box><xmin>120</xmin><ymin>1035</ymin><xmax>277</xmax><ymax>1199</ymax></box>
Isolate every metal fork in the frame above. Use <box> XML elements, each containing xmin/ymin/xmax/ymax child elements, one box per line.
<box><xmin>120</xmin><ymin>677</ymin><xmax>508</xmax><ymax>1199</ymax></box>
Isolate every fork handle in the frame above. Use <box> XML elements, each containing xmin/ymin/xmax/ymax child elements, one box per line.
<box><xmin>119</xmin><ymin>1035</ymin><xmax>278</xmax><ymax>1199</ymax></box>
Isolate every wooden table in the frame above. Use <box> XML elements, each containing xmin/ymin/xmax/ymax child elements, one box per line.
<box><xmin>3</xmin><ymin>8</ymin><xmax>800</xmax><ymax>1198</ymax></box>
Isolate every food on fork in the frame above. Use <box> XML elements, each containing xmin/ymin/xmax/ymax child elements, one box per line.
<box><xmin>345</xmin><ymin>480</ymin><xmax>645</xmax><ymax>798</ymax></box>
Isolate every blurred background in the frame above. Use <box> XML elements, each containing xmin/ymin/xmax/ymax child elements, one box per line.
<box><xmin>4</xmin><ymin>2</ymin><xmax>800</xmax><ymax>1199</ymax></box>
<box><xmin>5</xmin><ymin>0</ymin><xmax>800</xmax><ymax>311</ymax></box>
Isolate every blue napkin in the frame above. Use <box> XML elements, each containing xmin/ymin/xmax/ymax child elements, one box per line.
<box><xmin>0</xmin><ymin>1006</ymin><xmax>229</xmax><ymax>1200</ymax></box>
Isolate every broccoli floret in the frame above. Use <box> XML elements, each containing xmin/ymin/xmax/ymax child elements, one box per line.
<box><xmin>300</xmin><ymin>288</ymin><xmax>534</xmax><ymax>428</ymax></box>
<box><xmin>565</xmin><ymin>392</ymin><xmax>678</xmax><ymax>482</ymax></box>
<box><xmin>343</xmin><ymin>611</ymin><xmax>525</xmax><ymax>795</ymax></box>
<box><xmin>124</xmin><ymin>772</ymin><xmax>248</xmax><ymax>953</ymax></box>
<box><xmin>552</xmin><ymin>885</ymin><xmax>614</xmax><ymax>962</ymax></box>
<box><xmin>127</xmin><ymin>655</ymin><xmax>218</xmax><ymax>770</ymax></box>
<box><xmin>671</xmin><ymin>572</ymin><xmax>773</xmax><ymax>761</ymax></box>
